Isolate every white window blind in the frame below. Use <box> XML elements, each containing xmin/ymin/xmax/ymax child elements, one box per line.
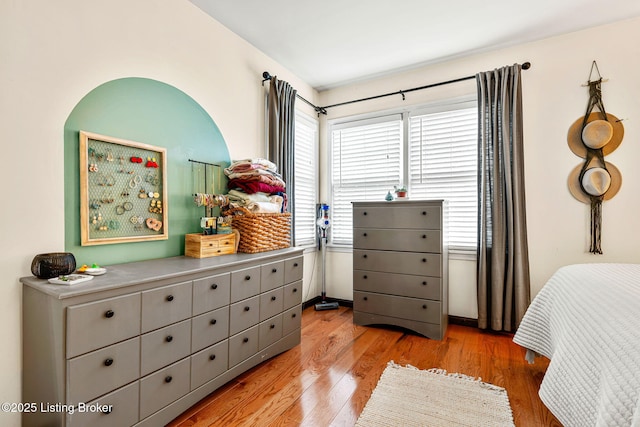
<box><xmin>409</xmin><ymin>103</ymin><xmax>477</xmax><ymax>251</ymax></box>
<box><xmin>294</xmin><ymin>112</ymin><xmax>318</xmax><ymax>247</ymax></box>
<box><xmin>330</xmin><ymin>116</ymin><xmax>402</xmax><ymax>245</ymax></box>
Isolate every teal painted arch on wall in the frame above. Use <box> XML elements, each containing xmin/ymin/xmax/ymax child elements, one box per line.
<box><xmin>64</xmin><ymin>77</ymin><xmax>230</xmax><ymax>266</ymax></box>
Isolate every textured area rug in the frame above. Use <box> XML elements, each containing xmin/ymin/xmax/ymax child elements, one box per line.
<box><xmin>356</xmin><ymin>361</ymin><xmax>515</xmax><ymax>427</ymax></box>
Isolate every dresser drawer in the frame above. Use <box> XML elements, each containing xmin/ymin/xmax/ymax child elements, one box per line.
<box><xmin>139</xmin><ymin>358</ymin><xmax>190</xmax><ymax>420</ymax></box>
<box><xmin>284</xmin><ymin>256</ymin><xmax>304</xmax><ymax>284</ymax></box>
<box><xmin>261</xmin><ymin>260</ymin><xmax>284</xmax><ymax>292</ymax></box>
<box><xmin>191</xmin><ymin>306</ymin><xmax>230</xmax><ymax>352</ymax></box>
<box><xmin>354</xmin><ymin>291</ymin><xmax>441</xmax><ymax>324</ymax></box>
<box><xmin>141</xmin><ymin>320</ymin><xmax>191</xmax><ymax>376</ymax></box>
<box><xmin>67</xmin><ymin>337</ymin><xmax>140</xmax><ymax>405</ymax></box>
<box><xmin>66</xmin><ymin>293</ymin><xmax>141</xmax><ymax>358</ymax></box>
<box><xmin>353</xmin><ymin>228</ymin><xmax>441</xmax><ymax>253</ymax></box>
<box><xmin>67</xmin><ymin>381</ymin><xmax>139</xmax><ymax>427</ymax></box>
<box><xmin>283</xmin><ymin>280</ymin><xmax>302</xmax><ymax>310</ymax></box>
<box><xmin>141</xmin><ymin>281</ymin><xmax>192</xmax><ymax>333</ymax></box>
<box><xmin>190</xmin><ymin>340</ymin><xmax>229</xmax><ymax>390</ymax></box>
<box><xmin>353</xmin><ymin>205</ymin><xmax>441</xmax><ymax>229</ymax></box>
<box><xmin>353</xmin><ymin>249</ymin><xmax>441</xmax><ymax>277</ymax></box>
<box><xmin>192</xmin><ymin>272</ymin><xmax>231</xmax><ymax>315</ymax></box>
<box><xmin>259</xmin><ymin>315</ymin><xmax>283</xmax><ymax>350</ymax></box>
<box><xmin>229</xmin><ymin>325</ymin><xmax>259</xmax><ymax>367</ymax></box>
<box><xmin>282</xmin><ymin>305</ymin><xmax>302</xmax><ymax>336</ymax></box>
<box><xmin>230</xmin><ymin>266</ymin><xmax>261</xmax><ymax>303</ymax></box>
<box><xmin>353</xmin><ymin>270</ymin><xmax>442</xmax><ymax>301</ymax></box>
<box><xmin>229</xmin><ymin>295</ymin><xmax>260</xmax><ymax>335</ymax></box>
<box><xmin>260</xmin><ymin>287</ymin><xmax>284</xmax><ymax>321</ymax></box>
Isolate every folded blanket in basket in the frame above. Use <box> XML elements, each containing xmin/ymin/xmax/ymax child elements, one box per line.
<box><xmin>245</xmin><ymin>201</ymin><xmax>282</xmax><ymax>213</ymax></box>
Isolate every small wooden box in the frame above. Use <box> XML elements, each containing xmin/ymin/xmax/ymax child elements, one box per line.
<box><xmin>185</xmin><ymin>233</ymin><xmax>236</xmax><ymax>258</ymax></box>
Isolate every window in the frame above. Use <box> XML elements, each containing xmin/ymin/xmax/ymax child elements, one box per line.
<box><xmin>293</xmin><ymin>111</ymin><xmax>319</xmax><ymax>247</ymax></box>
<box><xmin>330</xmin><ymin>115</ymin><xmax>402</xmax><ymax>245</ymax></box>
<box><xmin>329</xmin><ymin>98</ymin><xmax>477</xmax><ymax>253</ymax></box>
<box><xmin>409</xmin><ymin>102</ymin><xmax>477</xmax><ymax>252</ymax></box>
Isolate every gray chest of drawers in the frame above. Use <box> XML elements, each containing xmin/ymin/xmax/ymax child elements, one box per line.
<box><xmin>352</xmin><ymin>200</ymin><xmax>448</xmax><ymax>340</ymax></box>
<box><xmin>21</xmin><ymin>248</ymin><xmax>303</xmax><ymax>427</ymax></box>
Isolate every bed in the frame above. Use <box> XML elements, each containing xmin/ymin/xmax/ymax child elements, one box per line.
<box><xmin>513</xmin><ymin>263</ymin><xmax>640</xmax><ymax>427</ymax></box>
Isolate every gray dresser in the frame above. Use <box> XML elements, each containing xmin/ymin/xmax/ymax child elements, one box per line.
<box><xmin>21</xmin><ymin>248</ymin><xmax>303</xmax><ymax>427</ymax></box>
<box><xmin>352</xmin><ymin>200</ymin><xmax>448</xmax><ymax>340</ymax></box>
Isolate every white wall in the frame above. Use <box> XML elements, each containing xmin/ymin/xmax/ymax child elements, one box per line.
<box><xmin>0</xmin><ymin>1</ymin><xmax>317</xmax><ymax>425</ymax></box>
<box><xmin>318</xmin><ymin>17</ymin><xmax>640</xmax><ymax>316</ymax></box>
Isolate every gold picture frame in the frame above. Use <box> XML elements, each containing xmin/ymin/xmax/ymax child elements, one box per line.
<box><xmin>80</xmin><ymin>131</ymin><xmax>168</xmax><ymax>246</ymax></box>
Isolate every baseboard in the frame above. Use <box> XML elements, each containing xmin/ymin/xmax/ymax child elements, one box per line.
<box><xmin>304</xmin><ymin>298</ymin><xmax>476</xmax><ymax>327</ymax></box>
<box><xmin>303</xmin><ymin>296</ymin><xmax>353</xmax><ymax>310</ymax></box>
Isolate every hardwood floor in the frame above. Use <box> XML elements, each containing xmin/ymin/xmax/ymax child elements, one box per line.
<box><xmin>168</xmin><ymin>306</ymin><xmax>561</xmax><ymax>427</ymax></box>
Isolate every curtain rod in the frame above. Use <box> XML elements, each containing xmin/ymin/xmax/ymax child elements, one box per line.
<box><xmin>262</xmin><ymin>62</ymin><xmax>531</xmax><ymax>116</ymax></box>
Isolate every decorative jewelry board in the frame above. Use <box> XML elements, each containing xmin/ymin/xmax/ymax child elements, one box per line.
<box><xmin>79</xmin><ymin>131</ymin><xmax>168</xmax><ymax>246</ymax></box>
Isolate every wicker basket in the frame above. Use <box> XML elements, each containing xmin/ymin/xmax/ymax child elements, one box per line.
<box><xmin>225</xmin><ymin>207</ymin><xmax>291</xmax><ymax>253</ymax></box>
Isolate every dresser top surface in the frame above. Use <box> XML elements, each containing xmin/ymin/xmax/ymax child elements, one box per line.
<box><xmin>21</xmin><ymin>247</ymin><xmax>304</xmax><ymax>299</ymax></box>
<box><xmin>352</xmin><ymin>199</ymin><xmax>444</xmax><ymax>206</ymax></box>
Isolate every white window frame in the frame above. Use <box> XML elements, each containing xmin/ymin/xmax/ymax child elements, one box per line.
<box><xmin>327</xmin><ymin>96</ymin><xmax>477</xmax><ymax>257</ymax></box>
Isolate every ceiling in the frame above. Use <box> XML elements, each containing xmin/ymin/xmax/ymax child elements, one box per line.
<box><xmin>189</xmin><ymin>0</ymin><xmax>640</xmax><ymax>91</ymax></box>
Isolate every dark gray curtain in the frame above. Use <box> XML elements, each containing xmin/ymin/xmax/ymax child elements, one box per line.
<box><xmin>267</xmin><ymin>76</ymin><xmax>296</xmax><ymax>215</ymax></box>
<box><xmin>476</xmin><ymin>64</ymin><xmax>530</xmax><ymax>332</ymax></box>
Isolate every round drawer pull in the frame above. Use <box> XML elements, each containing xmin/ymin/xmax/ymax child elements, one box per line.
<box><xmin>422</xmin><ymin>211</ymin><xmax>427</xmax><ymax>215</ymax></box>
<box><xmin>422</xmin><ymin>235</ymin><xmax>427</xmax><ymax>239</ymax></box>
<box><xmin>293</xmin><ymin>262</ymin><xmax>299</xmax><ymax>267</ymax></box>
<box><xmin>363</xmin><ymin>296</ymin><xmax>368</xmax><ymax>301</ymax></box>
<box><xmin>293</xmin><ymin>288</ymin><xmax>298</xmax><ymax>292</ymax></box>
<box><xmin>105</xmin><ymin>310</ymin><xmax>115</xmax><ymax>318</ymax></box>
<box><xmin>292</xmin><ymin>313</ymin><xmax>297</xmax><ymax>318</ymax></box>
<box><xmin>243</xmin><ymin>337</ymin><xmax>249</xmax><ymax>343</ymax></box>
<box><xmin>363</xmin><ymin>254</ymin><xmax>368</xmax><ymax>258</ymax></box>
<box><xmin>166</xmin><ymin>295</ymin><xmax>174</xmax><ymax>302</ymax></box>
<box><xmin>209</xmin><ymin>243</ymin><xmax>214</xmax><ymax>247</ymax></box>
<box><xmin>210</xmin><ymin>319</ymin><xmax>217</xmax><ymax>325</ymax></box>
<box><xmin>422</xmin><ymin>258</ymin><xmax>427</xmax><ymax>263</ymax></box>
<box><xmin>272</xmin><ymin>268</ymin><xmax>278</xmax><ymax>273</ymax></box>
<box><xmin>363</xmin><ymin>232</ymin><xmax>367</xmax><ymax>237</ymax></box>
<box><xmin>165</xmin><ymin>335</ymin><xmax>173</xmax><ymax>342</ymax></box>
<box><xmin>209</xmin><ymin>354</ymin><xmax>216</xmax><ymax>361</ymax></box>
<box><xmin>363</xmin><ymin>275</ymin><xmax>368</xmax><ymax>279</ymax></box>
<box><xmin>271</xmin><ymin>296</ymin><xmax>277</xmax><ymax>301</ymax></box>
<box><xmin>270</xmin><ymin>324</ymin><xmax>275</xmax><ymax>329</ymax></box>
<box><xmin>211</xmin><ymin>284</ymin><xmax>218</xmax><ymax>290</ymax></box>
<box><xmin>422</xmin><ymin>304</ymin><xmax>428</xmax><ymax>309</ymax></box>
<box><xmin>422</xmin><ymin>281</ymin><xmax>428</xmax><ymax>286</ymax></box>
<box><xmin>363</xmin><ymin>211</ymin><xmax>368</xmax><ymax>216</ymax></box>
<box><xmin>245</xmin><ymin>275</ymin><xmax>251</xmax><ymax>281</ymax></box>
<box><xmin>104</xmin><ymin>358</ymin><xmax>114</xmax><ymax>367</ymax></box>
<box><xmin>165</xmin><ymin>376</ymin><xmax>173</xmax><ymax>383</ymax></box>
<box><xmin>244</xmin><ymin>306</ymin><xmax>251</xmax><ymax>311</ymax></box>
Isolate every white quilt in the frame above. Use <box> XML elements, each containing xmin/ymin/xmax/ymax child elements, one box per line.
<box><xmin>513</xmin><ymin>263</ymin><xmax>640</xmax><ymax>427</ymax></box>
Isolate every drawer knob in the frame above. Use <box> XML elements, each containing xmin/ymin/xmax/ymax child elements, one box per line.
<box><xmin>363</xmin><ymin>211</ymin><xmax>368</xmax><ymax>216</ymax></box>
<box><xmin>104</xmin><ymin>310</ymin><xmax>115</xmax><ymax>318</ymax></box>
<box><xmin>271</xmin><ymin>296</ymin><xmax>277</xmax><ymax>301</ymax></box>
<box><xmin>363</xmin><ymin>232</ymin><xmax>367</xmax><ymax>237</ymax></box>
<box><xmin>422</xmin><ymin>281</ymin><xmax>427</xmax><ymax>286</ymax></box>
<box><xmin>363</xmin><ymin>275</ymin><xmax>368</xmax><ymax>279</ymax></box>
<box><xmin>104</xmin><ymin>358</ymin><xmax>114</xmax><ymax>367</ymax></box>
<box><xmin>422</xmin><ymin>211</ymin><xmax>427</xmax><ymax>215</ymax></box>
<box><xmin>166</xmin><ymin>295</ymin><xmax>174</xmax><ymax>302</ymax></box>
<box><xmin>422</xmin><ymin>234</ymin><xmax>427</xmax><ymax>239</ymax></box>
<box><xmin>292</xmin><ymin>313</ymin><xmax>297</xmax><ymax>318</ymax></box>
<box><xmin>243</xmin><ymin>337</ymin><xmax>249</xmax><ymax>343</ymax></box>
<box><xmin>270</xmin><ymin>324</ymin><xmax>275</xmax><ymax>329</ymax></box>
<box><xmin>422</xmin><ymin>304</ymin><xmax>428</xmax><ymax>309</ymax></box>
<box><xmin>209</xmin><ymin>354</ymin><xmax>216</xmax><ymax>361</ymax></box>
<box><xmin>211</xmin><ymin>284</ymin><xmax>218</xmax><ymax>290</ymax></box>
<box><xmin>293</xmin><ymin>288</ymin><xmax>298</xmax><ymax>293</ymax></box>
<box><xmin>293</xmin><ymin>262</ymin><xmax>299</xmax><ymax>267</ymax></box>
<box><xmin>165</xmin><ymin>376</ymin><xmax>173</xmax><ymax>383</ymax></box>
<box><xmin>210</xmin><ymin>319</ymin><xmax>217</xmax><ymax>325</ymax></box>
<box><xmin>363</xmin><ymin>296</ymin><xmax>368</xmax><ymax>301</ymax></box>
<box><xmin>245</xmin><ymin>275</ymin><xmax>251</xmax><ymax>281</ymax></box>
<box><xmin>165</xmin><ymin>335</ymin><xmax>173</xmax><ymax>342</ymax></box>
<box><xmin>422</xmin><ymin>258</ymin><xmax>427</xmax><ymax>263</ymax></box>
<box><xmin>209</xmin><ymin>243</ymin><xmax>214</xmax><ymax>247</ymax></box>
<box><xmin>363</xmin><ymin>254</ymin><xmax>368</xmax><ymax>259</ymax></box>
<box><xmin>272</xmin><ymin>268</ymin><xmax>278</xmax><ymax>273</ymax></box>
<box><xmin>244</xmin><ymin>306</ymin><xmax>250</xmax><ymax>311</ymax></box>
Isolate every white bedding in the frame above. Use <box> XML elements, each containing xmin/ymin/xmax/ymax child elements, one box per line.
<box><xmin>513</xmin><ymin>263</ymin><xmax>640</xmax><ymax>427</ymax></box>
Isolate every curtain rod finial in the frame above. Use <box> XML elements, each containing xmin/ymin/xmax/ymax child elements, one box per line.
<box><xmin>522</xmin><ymin>62</ymin><xmax>531</xmax><ymax>70</ymax></box>
<box><xmin>262</xmin><ymin>71</ymin><xmax>272</xmax><ymax>80</ymax></box>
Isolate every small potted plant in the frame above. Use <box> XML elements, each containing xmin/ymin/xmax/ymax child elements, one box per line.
<box><xmin>394</xmin><ymin>185</ymin><xmax>408</xmax><ymax>198</ymax></box>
